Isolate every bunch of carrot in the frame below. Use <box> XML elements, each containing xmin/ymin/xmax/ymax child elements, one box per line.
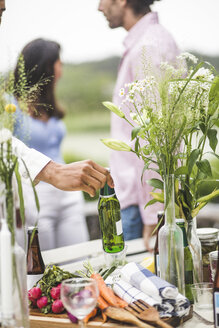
<box><xmin>82</xmin><ymin>263</ymin><xmax>128</xmax><ymax>324</ymax></box>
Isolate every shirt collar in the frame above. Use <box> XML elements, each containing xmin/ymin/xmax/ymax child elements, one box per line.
<box><xmin>123</xmin><ymin>12</ymin><xmax>159</xmax><ymax>51</ymax></box>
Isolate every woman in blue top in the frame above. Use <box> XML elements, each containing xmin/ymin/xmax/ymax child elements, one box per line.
<box><xmin>14</xmin><ymin>38</ymin><xmax>89</xmax><ymax>250</ymax></box>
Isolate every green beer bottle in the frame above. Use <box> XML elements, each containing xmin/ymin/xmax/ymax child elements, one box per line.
<box><xmin>176</xmin><ymin>218</ymin><xmax>194</xmax><ymax>303</ymax></box>
<box><xmin>98</xmin><ymin>183</ymin><xmax>124</xmax><ymax>253</ymax></box>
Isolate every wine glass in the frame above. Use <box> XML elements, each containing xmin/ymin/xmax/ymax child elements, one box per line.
<box><xmin>61</xmin><ymin>277</ymin><xmax>99</xmax><ymax>327</ymax></box>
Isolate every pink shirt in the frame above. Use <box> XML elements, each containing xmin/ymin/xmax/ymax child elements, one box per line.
<box><xmin>110</xmin><ymin>12</ymin><xmax>180</xmax><ymax>225</ymax></box>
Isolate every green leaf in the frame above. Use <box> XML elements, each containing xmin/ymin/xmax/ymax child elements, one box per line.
<box><xmin>21</xmin><ymin>159</ymin><xmax>40</xmax><ymax>212</ymax></box>
<box><xmin>149</xmin><ymin>191</ymin><xmax>164</xmax><ymax>203</ymax></box>
<box><xmin>101</xmin><ymin>138</ymin><xmax>132</xmax><ymax>152</ymax></box>
<box><xmin>144</xmin><ymin>198</ymin><xmax>158</xmax><ymax>209</ymax></box>
<box><xmin>196</xmin><ymin>159</ymin><xmax>212</xmax><ymax>177</ymax></box>
<box><xmin>141</xmin><ymin>162</ymin><xmax>150</xmax><ymax>183</ymax></box>
<box><xmin>175</xmin><ymin>166</ymin><xmax>188</xmax><ymax>176</ymax></box>
<box><xmin>199</xmin><ymin>123</ymin><xmax>206</xmax><ymax>134</ymax></box>
<box><xmin>14</xmin><ymin>162</ymin><xmax>25</xmax><ymax>226</ymax></box>
<box><xmin>208</xmin><ymin>75</ymin><xmax>219</xmax><ymax>116</ymax></box>
<box><xmin>135</xmin><ymin>138</ymin><xmax>140</xmax><ymax>154</ymax></box>
<box><xmin>191</xmin><ymin>202</ymin><xmax>207</xmax><ymax>218</ymax></box>
<box><xmin>188</xmin><ymin>149</ymin><xmax>200</xmax><ymax>175</ymax></box>
<box><xmin>131</xmin><ymin>127</ymin><xmax>141</xmax><ymax>140</ymax></box>
<box><xmin>207</xmin><ymin>128</ymin><xmax>218</xmax><ymax>152</ymax></box>
<box><xmin>146</xmin><ymin>178</ymin><xmax>164</xmax><ymax>190</ymax></box>
<box><xmin>197</xmin><ymin>189</ymin><xmax>219</xmax><ymax>203</ymax></box>
<box><xmin>102</xmin><ymin>101</ymin><xmax>125</xmax><ymax>118</ymax></box>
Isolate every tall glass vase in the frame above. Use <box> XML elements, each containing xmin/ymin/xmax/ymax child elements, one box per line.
<box><xmin>0</xmin><ymin>180</ymin><xmax>29</xmax><ymax>328</ymax></box>
<box><xmin>158</xmin><ymin>175</ymin><xmax>185</xmax><ymax>294</ymax></box>
<box><xmin>186</xmin><ymin>218</ymin><xmax>203</xmax><ymax>283</ymax></box>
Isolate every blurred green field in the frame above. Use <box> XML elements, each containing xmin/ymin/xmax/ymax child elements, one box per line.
<box><xmin>57</xmin><ymin>57</ymin><xmax>120</xmax><ymax>134</ymax></box>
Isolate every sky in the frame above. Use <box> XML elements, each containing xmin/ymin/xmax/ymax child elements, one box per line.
<box><xmin>0</xmin><ymin>0</ymin><xmax>219</xmax><ymax>72</ymax></box>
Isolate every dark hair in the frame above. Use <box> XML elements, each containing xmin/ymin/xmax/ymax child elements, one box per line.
<box><xmin>126</xmin><ymin>0</ymin><xmax>161</xmax><ymax>15</ymax></box>
<box><xmin>14</xmin><ymin>38</ymin><xmax>64</xmax><ymax>119</ymax></box>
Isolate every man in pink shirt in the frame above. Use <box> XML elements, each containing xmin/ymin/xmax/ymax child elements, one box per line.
<box><xmin>98</xmin><ymin>0</ymin><xmax>179</xmax><ymax>249</ymax></box>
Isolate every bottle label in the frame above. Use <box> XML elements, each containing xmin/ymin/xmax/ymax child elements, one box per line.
<box><xmin>27</xmin><ymin>274</ymin><xmax>43</xmax><ymax>290</ymax></box>
<box><xmin>116</xmin><ymin>220</ymin><xmax>123</xmax><ymax>235</ymax></box>
<box><xmin>214</xmin><ymin>292</ymin><xmax>219</xmax><ymax>327</ymax></box>
<box><xmin>156</xmin><ymin>254</ymin><xmax>160</xmax><ymax>277</ymax></box>
<box><xmin>101</xmin><ymin>193</ymin><xmax>116</xmax><ymax>198</ymax></box>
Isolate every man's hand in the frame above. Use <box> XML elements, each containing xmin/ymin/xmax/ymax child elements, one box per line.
<box><xmin>35</xmin><ymin>159</ymin><xmax>114</xmax><ymax>197</ymax></box>
<box><xmin>143</xmin><ymin>224</ymin><xmax>157</xmax><ymax>252</ymax></box>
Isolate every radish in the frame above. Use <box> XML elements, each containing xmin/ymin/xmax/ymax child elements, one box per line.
<box><xmin>28</xmin><ymin>290</ymin><xmax>35</xmax><ymax>302</ymax></box>
<box><xmin>52</xmin><ymin>299</ymin><xmax>64</xmax><ymax>314</ymax></box>
<box><xmin>50</xmin><ymin>287</ymin><xmax>60</xmax><ymax>300</ymax></box>
<box><xmin>29</xmin><ymin>287</ymin><xmax>42</xmax><ymax>300</ymax></box>
<box><xmin>37</xmin><ymin>296</ymin><xmax>48</xmax><ymax>309</ymax></box>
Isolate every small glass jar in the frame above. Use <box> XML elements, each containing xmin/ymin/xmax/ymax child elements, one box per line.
<box><xmin>197</xmin><ymin>228</ymin><xmax>218</xmax><ymax>282</ymax></box>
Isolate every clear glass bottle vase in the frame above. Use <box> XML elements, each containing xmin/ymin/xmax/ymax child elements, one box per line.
<box><xmin>186</xmin><ymin>218</ymin><xmax>203</xmax><ymax>283</ymax></box>
<box><xmin>158</xmin><ymin>174</ymin><xmax>185</xmax><ymax>294</ymax></box>
<box><xmin>0</xmin><ymin>180</ymin><xmax>29</xmax><ymax>328</ymax></box>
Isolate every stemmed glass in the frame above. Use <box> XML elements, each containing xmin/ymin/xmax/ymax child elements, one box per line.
<box><xmin>61</xmin><ymin>278</ymin><xmax>99</xmax><ymax>327</ymax></box>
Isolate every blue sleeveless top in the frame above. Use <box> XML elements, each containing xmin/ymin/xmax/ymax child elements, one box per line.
<box><xmin>14</xmin><ymin>105</ymin><xmax>66</xmax><ymax>164</ymax></box>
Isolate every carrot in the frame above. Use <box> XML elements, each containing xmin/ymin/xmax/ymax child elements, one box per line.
<box><xmin>101</xmin><ymin>310</ymin><xmax>107</xmax><ymax>323</ymax></box>
<box><xmin>114</xmin><ymin>295</ymin><xmax>128</xmax><ymax>308</ymax></box>
<box><xmin>97</xmin><ymin>295</ymin><xmax>109</xmax><ymax>310</ymax></box>
<box><xmin>91</xmin><ymin>273</ymin><xmax>118</xmax><ymax>306</ymax></box>
<box><xmin>83</xmin><ymin>308</ymin><xmax>97</xmax><ymax>324</ymax></box>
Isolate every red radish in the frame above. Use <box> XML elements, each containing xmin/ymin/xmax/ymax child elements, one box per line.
<box><xmin>57</xmin><ymin>283</ymin><xmax>61</xmax><ymax>288</ymax></box>
<box><xmin>52</xmin><ymin>300</ymin><xmax>64</xmax><ymax>313</ymax></box>
<box><xmin>29</xmin><ymin>287</ymin><xmax>42</xmax><ymax>300</ymax></box>
<box><xmin>50</xmin><ymin>287</ymin><xmax>60</xmax><ymax>300</ymax></box>
<box><xmin>28</xmin><ymin>290</ymin><xmax>35</xmax><ymax>302</ymax></box>
<box><xmin>37</xmin><ymin>296</ymin><xmax>48</xmax><ymax>309</ymax></box>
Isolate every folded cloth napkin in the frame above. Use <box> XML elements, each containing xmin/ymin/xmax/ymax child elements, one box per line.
<box><xmin>175</xmin><ymin>293</ymin><xmax>190</xmax><ymax>317</ymax></box>
<box><xmin>120</xmin><ymin>262</ymin><xmax>178</xmax><ymax>302</ymax></box>
<box><xmin>112</xmin><ymin>278</ymin><xmax>174</xmax><ymax>318</ymax></box>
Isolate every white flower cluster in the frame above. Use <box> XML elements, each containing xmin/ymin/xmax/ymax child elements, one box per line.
<box><xmin>0</xmin><ymin>128</ymin><xmax>12</xmax><ymax>144</ymax></box>
<box><xmin>177</xmin><ymin>52</ymin><xmax>198</xmax><ymax>64</ymax></box>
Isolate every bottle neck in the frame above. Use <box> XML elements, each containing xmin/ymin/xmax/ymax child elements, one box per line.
<box><xmin>164</xmin><ymin>175</ymin><xmax>176</xmax><ymax>226</ymax></box>
<box><xmin>27</xmin><ymin>230</ymin><xmax>40</xmax><ymax>248</ymax></box>
<box><xmin>176</xmin><ymin>221</ymin><xmax>188</xmax><ymax>247</ymax></box>
<box><xmin>100</xmin><ymin>183</ymin><xmax>115</xmax><ymax>197</ymax></box>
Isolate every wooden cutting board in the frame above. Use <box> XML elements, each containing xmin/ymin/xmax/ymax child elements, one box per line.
<box><xmin>30</xmin><ymin>306</ymin><xmax>193</xmax><ymax>328</ymax></box>
<box><xmin>30</xmin><ymin>309</ymin><xmax>142</xmax><ymax>328</ymax></box>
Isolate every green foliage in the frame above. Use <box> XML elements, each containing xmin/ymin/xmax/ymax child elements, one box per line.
<box><xmin>101</xmin><ymin>52</ymin><xmax>219</xmax><ymax>218</ymax></box>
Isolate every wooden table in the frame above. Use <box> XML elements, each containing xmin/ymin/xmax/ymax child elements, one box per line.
<box><xmin>29</xmin><ymin>238</ymin><xmax>214</xmax><ymax>328</ymax></box>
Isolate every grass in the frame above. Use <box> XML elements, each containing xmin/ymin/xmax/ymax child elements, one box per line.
<box><xmin>63</xmin><ymin>111</ymin><xmax>110</xmax><ymax>133</ymax></box>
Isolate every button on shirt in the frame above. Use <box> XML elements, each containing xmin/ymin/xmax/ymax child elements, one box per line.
<box><xmin>110</xmin><ymin>12</ymin><xmax>180</xmax><ymax>225</ymax></box>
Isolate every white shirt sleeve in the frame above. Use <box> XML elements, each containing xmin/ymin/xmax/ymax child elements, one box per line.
<box><xmin>12</xmin><ymin>136</ymin><xmax>51</xmax><ymax>182</ymax></box>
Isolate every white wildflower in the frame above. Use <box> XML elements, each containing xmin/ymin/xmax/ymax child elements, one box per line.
<box><xmin>177</xmin><ymin>52</ymin><xmax>198</xmax><ymax>64</ymax></box>
<box><xmin>194</xmin><ymin>67</ymin><xmax>214</xmax><ymax>81</ymax></box>
<box><xmin>0</xmin><ymin>128</ymin><xmax>12</xmax><ymax>144</ymax></box>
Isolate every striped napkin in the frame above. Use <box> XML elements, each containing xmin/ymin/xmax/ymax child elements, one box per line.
<box><xmin>120</xmin><ymin>262</ymin><xmax>178</xmax><ymax>301</ymax></box>
<box><xmin>116</xmin><ymin>262</ymin><xmax>190</xmax><ymax>318</ymax></box>
<box><xmin>112</xmin><ymin>278</ymin><xmax>174</xmax><ymax>318</ymax></box>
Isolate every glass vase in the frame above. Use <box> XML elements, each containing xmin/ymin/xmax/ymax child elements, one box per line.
<box><xmin>186</xmin><ymin>218</ymin><xmax>203</xmax><ymax>283</ymax></box>
<box><xmin>0</xmin><ymin>180</ymin><xmax>29</xmax><ymax>328</ymax></box>
<box><xmin>158</xmin><ymin>174</ymin><xmax>185</xmax><ymax>294</ymax></box>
